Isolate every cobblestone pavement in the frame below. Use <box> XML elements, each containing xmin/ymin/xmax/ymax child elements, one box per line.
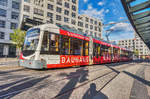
<box><xmin>0</xmin><ymin>61</ymin><xmax>149</xmax><ymax>99</ymax></box>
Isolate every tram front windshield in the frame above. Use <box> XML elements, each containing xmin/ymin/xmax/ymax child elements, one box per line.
<box><xmin>23</xmin><ymin>28</ymin><xmax>40</xmax><ymax>56</ymax></box>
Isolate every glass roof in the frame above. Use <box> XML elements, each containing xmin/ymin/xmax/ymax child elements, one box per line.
<box><xmin>121</xmin><ymin>0</ymin><xmax>150</xmax><ymax>49</ymax></box>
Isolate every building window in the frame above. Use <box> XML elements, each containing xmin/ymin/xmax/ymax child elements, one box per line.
<box><xmin>34</xmin><ymin>0</ymin><xmax>44</xmax><ymax>7</ymax></box>
<box><xmin>57</xmin><ymin>0</ymin><xmax>62</xmax><ymax>5</ymax></box>
<box><xmin>72</xmin><ymin>0</ymin><xmax>76</xmax><ymax>4</ymax></box>
<box><xmin>11</xmin><ymin>12</ymin><xmax>19</xmax><ymax>20</ymax></box>
<box><xmin>64</xmin><ymin>10</ymin><xmax>69</xmax><ymax>15</ymax></box>
<box><xmin>95</xmin><ymin>26</ymin><xmax>97</xmax><ymax>31</ymax></box>
<box><xmin>90</xmin><ymin>25</ymin><xmax>93</xmax><ymax>29</ymax></box>
<box><xmin>72</xmin><ymin>5</ymin><xmax>76</xmax><ymax>11</ymax></box>
<box><xmin>47</xmin><ymin>12</ymin><xmax>53</xmax><ymax>18</ymax></box>
<box><xmin>56</xmin><ymin>7</ymin><xmax>62</xmax><ymax>13</ymax></box>
<box><xmin>0</xmin><ymin>9</ymin><xmax>6</xmax><ymax>17</ymax></box>
<box><xmin>56</xmin><ymin>15</ymin><xmax>61</xmax><ymax>21</ymax></box>
<box><xmin>10</xmin><ymin>23</ymin><xmax>18</xmax><ymax>29</ymax></box>
<box><xmin>71</xmin><ymin>19</ymin><xmax>76</xmax><ymax>25</ymax></box>
<box><xmin>94</xmin><ymin>21</ymin><xmax>97</xmax><ymax>25</ymax></box>
<box><xmin>0</xmin><ymin>20</ymin><xmax>5</xmax><ymax>28</ymax></box>
<box><xmin>24</xmin><ymin>0</ymin><xmax>30</xmax><ymax>3</ymax></box>
<box><xmin>98</xmin><ymin>28</ymin><xmax>101</xmax><ymax>32</ymax></box>
<box><xmin>86</xmin><ymin>17</ymin><xmax>89</xmax><ymax>22</ymax></box>
<box><xmin>78</xmin><ymin>21</ymin><xmax>83</xmax><ymax>27</ymax></box>
<box><xmin>0</xmin><ymin>0</ymin><xmax>8</xmax><ymax>6</ymax></box>
<box><xmin>24</xmin><ymin>5</ymin><xmax>30</xmax><ymax>12</ymax></box>
<box><xmin>49</xmin><ymin>18</ymin><xmax>53</xmax><ymax>23</ymax></box>
<box><xmin>90</xmin><ymin>19</ymin><xmax>93</xmax><ymax>24</ymax></box>
<box><xmin>78</xmin><ymin>28</ymin><xmax>83</xmax><ymax>32</ymax></box>
<box><xmin>48</xmin><ymin>4</ymin><xmax>53</xmax><ymax>10</ymax></box>
<box><xmin>99</xmin><ymin>22</ymin><xmax>101</xmax><ymax>26</ymax></box>
<box><xmin>64</xmin><ymin>2</ymin><xmax>69</xmax><ymax>8</ymax></box>
<box><xmin>12</xmin><ymin>1</ymin><xmax>20</xmax><ymax>10</ymax></box>
<box><xmin>85</xmin><ymin>24</ymin><xmax>88</xmax><ymax>28</ymax></box>
<box><xmin>64</xmin><ymin>17</ymin><xmax>69</xmax><ymax>23</ymax></box>
<box><xmin>72</xmin><ymin>12</ymin><xmax>76</xmax><ymax>18</ymax></box>
<box><xmin>0</xmin><ymin>32</ymin><xmax>4</xmax><ymax>39</ymax></box>
<box><xmin>34</xmin><ymin>8</ymin><xmax>44</xmax><ymax>16</ymax></box>
<box><xmin>23</xmin><ymin>15</ymin><xmax>29</xmax><ymax>19</ymax></box>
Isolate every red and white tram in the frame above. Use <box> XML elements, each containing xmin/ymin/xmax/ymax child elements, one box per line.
<box><xmin>19</xmin><ymin>24</ymin><xmax>133</xmax><ymax>69</ymax></box>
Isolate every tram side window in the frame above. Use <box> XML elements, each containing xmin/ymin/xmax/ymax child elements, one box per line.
<box><xmin>108</xmin><ymin>47</ymin><xmax>112</xmax><ymax>54</ymax></box>
<box><xmin>113</xmin><ymin>48</ymin><xmax>118</xmax><ymax>54</ymax></box>
<box><xmin>61</xmin><ymin>36</ymin><xmax>70</xmax><ymax>55</ymax></box>
<box><xmin>41</xmin><ymin>32</ymin><xmax>60</xmax><ymax>54</ymax></box>
<box><xmin>100</xmin><ymin>45</ymin><xmax>104</xmax><ymax>56</ymax></box>
<box><xmin>71</xmin><ymin>38</ymin><xmax>83</xmax><ymax>55</ymax></box>
<box><xmin>41</xmin><ymin>32</ymin><xmax>49</xmax><ymax>52</ymax></box>
<box><xmin>93</xmin><ymin>43</ymin><xmax>100</xmax><ymax>57</ymax></box>
<box><xmin>93</xmin><ymin>43</ymin><xmax>96</xmax><ymax>56</ymax></box>
<box><xmin>83</xmin><ymin>41</ymin><xmax>89</xmax><ymax>56</ymax></box>
<box><xmin>49</xmin><ymin>33</ymin><xmax>60</xmax><ymax>54</ymax></box>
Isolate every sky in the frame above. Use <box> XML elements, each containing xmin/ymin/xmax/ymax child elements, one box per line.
<box><xmin>78</xmin><ymin>0</ymin><xmax>136</xmax><ymax>41</ymax></box>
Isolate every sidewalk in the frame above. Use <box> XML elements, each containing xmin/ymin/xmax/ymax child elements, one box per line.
<box><xmin>0</xmin><ymin>58</ymin><xmax>18</xmax><ymax>63</ymax></box>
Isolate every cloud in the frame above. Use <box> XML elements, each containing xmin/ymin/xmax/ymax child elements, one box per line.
<box><xmin>110</xmin><ymin>22</ymin><xmax>133</xmax><ymax>33</ymax></box>
<box><xmin>102</xmin><ymin>22</ymin><xmax>134</xmax><ymax>40</ymax></box>
<box><xmin>105</xmin><ymin>9</ymin><xmax>109</xmax><ymax>13</ymax></box>
<box><xmin>83</xmin><ymin>0</ymin><xmax>88</xmax><ymax>3</ymax></box>
<box><xmin>109</xmin><ymin>32</ymin><xmax>134</xmax><ymax>41</ymax></box>
<box><xmin>88</xmin><ymin>4</ymin><xmax>92</xmax><ymax>9</ymax></box>
<box><xmin>109</xmin><ymin>21</ymin><xmax>115</xmax><ymax>24</ymax></box>
<box><xmin>98</xmin><ymin>1</ymin><xmax>104</xmax><ymax>6</ymax></box>
<box><xmin>80</xmin><ymin>4</ymin><xmax>105</xmax><ymax>21</ymax></box>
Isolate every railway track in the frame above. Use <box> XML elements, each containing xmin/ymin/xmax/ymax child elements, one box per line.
<box><xmin>0</xmin><ymin>62</ymin><xmax>136</xmax><ymax>98</ymax></box>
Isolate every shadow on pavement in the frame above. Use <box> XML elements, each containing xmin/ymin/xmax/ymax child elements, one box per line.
<box><xmin>0</xmin><ymin>74</ymin><xmax>28</xmax><ymax>81</ymax></box>
<box><xmin>105</xmin><ymin>66</ymin><xmax>120</xmax><ymax>74</ymax></box>
<box><xmin>83</xmin><ymin>83</ymin><xmax>108</xmax><ymax>99</ymax></box>
<box><xmin>0</xmin><ymin>68</ymin><xmax>26</xmax><ymax>75</ymax></box>
<box><xmin>123</xmin><ymin>71</ymin><xmax>150</xmax><ymax>86</ymax></box>
<box><xmin>56</xmin><ymin>67</ymin><xmax>88</xmax><ymax>99</ymax></box>
<box><xmin>0</xmin><ymin>75</ymin><xmax>50</xmax><ymax>99</ymax></box>
<box><xmin>0</xmin><ymin>77</ymin><xmax>31</xmax><ymax>90</ymax></box>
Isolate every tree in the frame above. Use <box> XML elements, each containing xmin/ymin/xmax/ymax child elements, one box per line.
<box><xmin>134</xmin><ymin>49</ymin><xmax>139</xmax><ymax>56</ymax></box>
<box><xmin>10</xmin><ymin>29</ymin><xmax>26</xmax><ymax>58</ymax></box>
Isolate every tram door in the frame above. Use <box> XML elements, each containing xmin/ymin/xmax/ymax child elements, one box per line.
<box><xmin>89</xmin><ymin>36</ymin><xmax>93</xmax><ymax>65</ymax></box>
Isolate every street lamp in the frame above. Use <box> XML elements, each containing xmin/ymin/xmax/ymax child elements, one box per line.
<box><xmin>105</xmin><ymin>29</ymin><xmax>114</xmax><ymax>42</ymax></box>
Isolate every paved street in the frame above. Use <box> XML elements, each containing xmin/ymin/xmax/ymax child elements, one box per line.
<box><xmin>0</xmin><ymin>61</ymin><xmax>149</xmax><ymax>99</ymax></box>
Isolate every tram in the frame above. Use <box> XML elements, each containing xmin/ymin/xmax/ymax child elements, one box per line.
<box><xmin>19</xmin><ymin>24</ymin><xmax>133</xmax><ymax>69</ymax></box>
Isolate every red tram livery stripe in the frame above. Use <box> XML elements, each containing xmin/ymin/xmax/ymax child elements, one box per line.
<box><xmin>60</xmin><ymin>29</ymin><xmax>89</xmax><ymax>41</ymax></box>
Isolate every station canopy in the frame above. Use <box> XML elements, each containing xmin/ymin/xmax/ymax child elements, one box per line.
<box><xmin>121</xmin><ymin>0</ymin><xmax>150</xmax><ymax>49</ymax></box>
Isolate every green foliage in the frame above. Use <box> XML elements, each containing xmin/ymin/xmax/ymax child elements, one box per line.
<box><xmin>134</xmin><ymin>50</ymin><xmax>139</xmax><ymax>56</ymax></box>
<box><xmin>10</xmin><ymin>29</ymin><xmax>26</xmax><ymax>49</ymax></box>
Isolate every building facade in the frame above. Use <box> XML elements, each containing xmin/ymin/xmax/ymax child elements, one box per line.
<box><xmin>19</xmin><ymin>0</ymin><xmax>79</xmax><ymax>29</ymax></box>
<box><xmin>0</xmin><ymin>0</ymin><xmax>20</xmax><ymax>57</ymax></box>
<box><xmin>118</xmin><ymin>33</ymin><xmax>150</xmax><ymax>57</ymax></box>
<box><xmin>77</xmin><ymin>14</ymin><xmax>102</xmax><ymax>38</ymax></box>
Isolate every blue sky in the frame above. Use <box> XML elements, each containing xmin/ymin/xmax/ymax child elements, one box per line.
<box><xmin>78</xmin><ymin>0</ymin><xmax>135</xmax><ymax>41</ymax></box>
